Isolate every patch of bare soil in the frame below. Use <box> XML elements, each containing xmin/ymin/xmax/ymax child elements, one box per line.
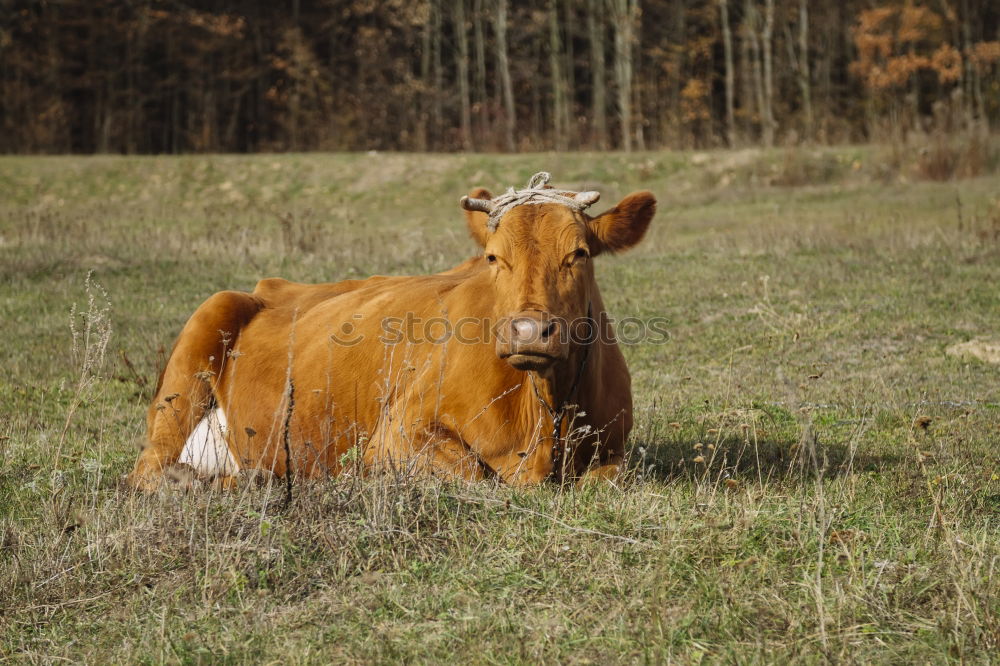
<box><xmin>946</xmin><ymin>339</ymin><xmax>1000</xmax><ymax>365</ymax></box>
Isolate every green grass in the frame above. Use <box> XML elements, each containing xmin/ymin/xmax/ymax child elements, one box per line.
<box><xmin>2</xmin><ymin>146</ymin><xmax>1000</xmax><ymax>663</ymax></box>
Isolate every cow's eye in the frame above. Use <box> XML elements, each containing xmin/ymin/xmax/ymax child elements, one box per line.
<box><xmin>574</xmin><ymin>248</ymin><xmax>589</xmax><ymax>260</ymax></box>
<box><xmin>486</xmin><ymin>254</ymin><xmax>497</xmax><ymax>265</ymax></box>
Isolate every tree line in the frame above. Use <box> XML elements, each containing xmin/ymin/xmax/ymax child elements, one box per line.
<box><xmin>2</xmin><ymin>0</ymin><xmax>998</xmax><ymax>154</ymax></box>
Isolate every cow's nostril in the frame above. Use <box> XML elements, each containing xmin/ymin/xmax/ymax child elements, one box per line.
<box><xmin>508</xmin><ymin>314</ymin><xmax>561</xmax><ymax>351</ymax></box>
<box><xmin>512</xmin><ymin>318</ymin><xmax>538</xmax><ymax>341</ymax></box>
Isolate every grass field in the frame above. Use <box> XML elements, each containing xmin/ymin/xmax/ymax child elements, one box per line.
<box><xmin>2</xmin><ymin>145</ymin><xmax>999</xmax><ymax>663</ymax></box>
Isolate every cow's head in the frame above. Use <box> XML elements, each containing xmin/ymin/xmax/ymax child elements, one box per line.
<box><xmin>462</xmin><ymin>175</ymin><xmax>656</xmax><ymax>372</ymax></box>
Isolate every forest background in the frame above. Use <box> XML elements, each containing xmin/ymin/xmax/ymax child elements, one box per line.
<box><xmin>2</xmin><ymin>0</ymin><xmax>999</xmax><ymax>155</ymax></box>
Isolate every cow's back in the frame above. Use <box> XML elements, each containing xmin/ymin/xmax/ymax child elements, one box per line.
<box><xmin>211</xmin><ymin>267</ymin><xmax>492</xmax><ymax>475</ymax></box>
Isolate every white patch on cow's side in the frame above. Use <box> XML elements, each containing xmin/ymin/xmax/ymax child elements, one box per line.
<box><xmin>178</xmin><ymin>408</ymin><xmax>240</xmax><ymax>477</ymax></box>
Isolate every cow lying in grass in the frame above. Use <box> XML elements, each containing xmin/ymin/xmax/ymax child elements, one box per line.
<box><xmin>128</xmin><ymin>174</ymin><xmax>656</xmax><ymax>490</ymax></box>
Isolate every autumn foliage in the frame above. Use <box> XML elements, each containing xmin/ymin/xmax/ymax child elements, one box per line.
<box><xmin>0</xmin><ymin>0</ymin><xmax>997</xmax><ymax>154</ymax></box>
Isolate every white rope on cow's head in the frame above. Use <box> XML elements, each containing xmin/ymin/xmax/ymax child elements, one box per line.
<box><xmin>460</xmin><ymin>172</ymin><xmax>601</xmax><ymax>232</ymax></box>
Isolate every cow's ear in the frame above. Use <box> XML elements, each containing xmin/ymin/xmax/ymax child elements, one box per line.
<box><xmin>586</xmin><ymin>191</ymin><xmax>656</xmax><ymax>256</ymax></box>
<box><xmin>463</xmin><ymin>187</ymin><xmax>493</xmax><ymax>248</ymax></box>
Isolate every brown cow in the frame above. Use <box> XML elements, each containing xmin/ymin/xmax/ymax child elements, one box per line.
<box><xmin>127</xmin><ymin>174</ymin><xmax>656</xmax><ymax>490</ymax></box>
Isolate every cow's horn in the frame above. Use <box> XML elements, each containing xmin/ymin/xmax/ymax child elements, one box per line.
<box><xmin>574</xmin><ymin>191</ymin><xmax>601</xmax><ymax>207</ymax></box>
<box><xmin>460</xmin><ymin>196</ymin><xmax>495</xmax><ymax>214</ymax></box>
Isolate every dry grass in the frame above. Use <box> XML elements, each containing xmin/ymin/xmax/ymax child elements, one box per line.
<box><xmin>1</xmin><ymin>145</ymin><xmax>999</xmax><ymax>662</ymax></box>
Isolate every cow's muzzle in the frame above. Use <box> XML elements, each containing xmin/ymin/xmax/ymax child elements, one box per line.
<box><xmin>496</xmin><ymin>311</ymin><xmax>566</xmax><ymax>371</ymax></box>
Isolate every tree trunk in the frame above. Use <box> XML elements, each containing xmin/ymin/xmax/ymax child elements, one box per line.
<box><xmin>610</xmin><ymin>0</ymin><xmax>636</xmax><ymax>152</ymax></box>
<box><xmin>563</xmin><ymin>0</ymin><xmax>576</xmax><ymax>104</ymax></box>
<box><xmin>798</xmin><ymin>0</ymin><xmax>812</xmax><ymax>140</ymax></box>
<box><xmin>432</xmin><ymin>0</ymin><xmax>444</xmax><ymax>148</ymax></box>
<box><xmin>960</xmin><ymin>0</ymin><xmax>984</xmax><ymax>128</ymax></box>
<box><xmin>739</xmin><ymin>5</ymin><xmax>754</xmax><ymax>141</ymax></box>
<box><xmin>587</xmin><ymin>0</ymin><xmax>607</xmax><ymax>149</ymax></box>
<box><xmin>719</xmin><ymin>0</ymin><xmax>736</xmax><ymax>146</ymax></box>
<box><xmin>455</xmin><ymin>0</ymin><xmax>473</xmax><ymax>150</ymax></box>
<box><xmin>746</xmin><ymin>0</ymin><xmax>765</xmax><ymax>145</ymax></box>
<box><xmin>532</xmin><ymin>38</ymin><xmax>543</xmax><ymax>139</ymax></box>
<box><xmin>419</xmin><ymin>0</ymin><xmax>433</xmax><ymax>152</ymax></box>
<box><xmin>495</xmin><ymin>0</ymin><xmax>516</xmax><ymax>151</ymax></box>
<box><xmin>473</xmin><ymin>0</ymin><xmax>488</xmax><ymax>141</ymax></box>
<box><xmin>669</xmin><ymin>1</ymin><xmax>686</xmax><ymax>147</ymax></box>
<box><xmin>634</xmin><ymin>46</ymin><xmax>645</xmax><ymax>151</ymax></box>
<box><xmin>549</xmin><ymin>0</ymin><xmax>568</xmax><ymax>150</ymax></box>
<box><xmin>762</xmin><ymin>0</ymin><xmax>775</xmax><ymax>147</ymax></box>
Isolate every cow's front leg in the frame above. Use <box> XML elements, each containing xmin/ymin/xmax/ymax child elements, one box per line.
<box><xmin>572</xmin><ymin>430</ymin><xmax>625</xmax><ymax>486</ymax></box>
<box><xmin>577</xmin><ymin>463</ymin><xmax>623</xmax><ymax>487</ymax></box>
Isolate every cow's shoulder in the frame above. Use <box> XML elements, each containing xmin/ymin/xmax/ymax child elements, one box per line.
<box><xmin>251</xmin><ymin>276</ymin><xmax>381</xmax><ymax>310</ymax></box>
<box><xmin>251</xmin><ymin>277</ymin><xmax>294</xmax><ymax>301</ymax></box>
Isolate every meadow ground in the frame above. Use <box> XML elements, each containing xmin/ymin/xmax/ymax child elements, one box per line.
<box><xmin>1</xmin><ymin>145</ymin><xmax>999</xmax><ymax>663</ymax></box>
